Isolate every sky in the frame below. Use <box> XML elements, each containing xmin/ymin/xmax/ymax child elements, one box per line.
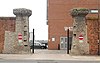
<box><xmin>0</xmin><ymin>0</ymin><xmax>48</xmax><ymax>40</ymax></box>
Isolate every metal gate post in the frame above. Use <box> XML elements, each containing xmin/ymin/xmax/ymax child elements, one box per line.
<box><xmin>67</xmin><ymin>29</ymin><xmax>69</xmax><ymax>54</ymax></box>
<box><xmin>98</xmin><ymin>40</ymin><xmax>100</xmax><ymax>55</ymax></box>
<box><xmin>98</xmin><ymin>0</ymin><xmax>100</xmax><ymax>55</ymax></box>
<box><xmin>32</xmin><ymin>29</ymin><xmax>34</xmax><ymax>53</ymax></box>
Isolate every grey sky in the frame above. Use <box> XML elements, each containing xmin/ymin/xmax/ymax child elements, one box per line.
<box><xmin>0</xmin><ymin>0</ymin><xmax>48</xmax><ymax>40</ymax></box>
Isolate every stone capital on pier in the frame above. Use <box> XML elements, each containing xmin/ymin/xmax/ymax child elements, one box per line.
<box><xmin>70</xmin><ymin>8</ymin><xmax>89</xmax><ymax>17</ymax></box>
<box><xmin>13</xmin><ymin>8</ymin><xmax>32</xmax><ymax>17</ymax></box>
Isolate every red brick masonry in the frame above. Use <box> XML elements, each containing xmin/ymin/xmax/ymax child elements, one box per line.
<box><xmin>0</xmin><ymin>17</ymin><xmax>15</xmax><ymax>53</ymax></box>
<box><xmin>48</xmin><ymin>0</ymin><xmax>100</xmax><ymax>55</ymax></box>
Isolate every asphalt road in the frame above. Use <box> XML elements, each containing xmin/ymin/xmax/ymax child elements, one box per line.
<box><xmin>0</xmin><ymin>60</ymin><xmax>99</xmax><ymax>63</ymax></box>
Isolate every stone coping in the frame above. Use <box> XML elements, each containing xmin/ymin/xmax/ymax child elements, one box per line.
<box><xmin>0</xmin><ymin>17</ymin><xmax>16</xmax><ymax>20</ymax></box>
<box><xmin>70</xmin><ymin>8</ymin><xmax>89</xmax><ymax>17</ymax></box>
<box><xmin>13</xmin><ymin>8</ymin><xmax>32</xmax><ymax>17</ymax></box>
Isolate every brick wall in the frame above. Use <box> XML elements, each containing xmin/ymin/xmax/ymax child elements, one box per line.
<box><xmin>86</xmin><ymin>18</ymin><xmax>99</xmax><ymax>55</ymax></box>
<box><xmin>0</xmin><ymin>17</ymin><xmax>15</xmax><ymax>53</ymax></box>
<box><xmin>48</xmin><ymin>0</ymin><xmax>100</xmax><ymax>50</ymax></box>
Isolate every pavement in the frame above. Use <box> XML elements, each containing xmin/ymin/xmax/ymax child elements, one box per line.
<box><xmin>0</xmin><ymin>49</ymin><xmax>100</xmax><ymax>61</ymax></box>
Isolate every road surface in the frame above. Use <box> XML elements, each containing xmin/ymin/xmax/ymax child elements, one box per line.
<box><xmin>0</xmin><ymin>60</ymin><xmax>99</xmax><ymax>63</ymax></box>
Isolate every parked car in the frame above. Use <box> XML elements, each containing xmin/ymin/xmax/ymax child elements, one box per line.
<box><xmin>30</xmin><ymin>41</ymin><xmax>47</xmax><ymax>49</ymax></box>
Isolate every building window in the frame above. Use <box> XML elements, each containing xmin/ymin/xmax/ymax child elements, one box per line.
<box><xmin>65</xmin><ymin>37</ymin><xmax>67</xmax><ymax>42</ymax></box>
<box><xmin>90</xmin><ymin>9</ymin><xmax>98</xmax><ymax>14</ymax></box>
<box><xmin>61</xmin><ymin>38</ymin><xmax>64</xmax><ymax>42</ymax></box>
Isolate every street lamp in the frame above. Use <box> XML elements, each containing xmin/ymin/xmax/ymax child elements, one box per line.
<box><xmin>64</xmin><ymin>27</ymin><xmax>73</xmax><ymax>54</ymax></box>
